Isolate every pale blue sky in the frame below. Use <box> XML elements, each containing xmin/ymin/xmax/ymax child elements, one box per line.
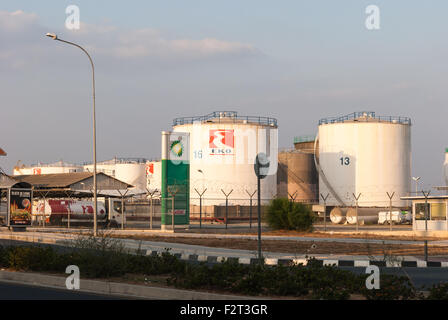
<box><xmin>0</xmin><ymin>1</ymin><xmax>447</xmax><ymax>189</ymax></box>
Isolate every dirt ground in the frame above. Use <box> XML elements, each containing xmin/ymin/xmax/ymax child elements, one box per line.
<box><xmin>111</xmin><ymin>234</ymin><xmax>448</xmax><ymax>256</ymax></box>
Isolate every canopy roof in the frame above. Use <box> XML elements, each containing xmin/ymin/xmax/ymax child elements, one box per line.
<box><xmin>12</xmin><ymin>172</ymin><xmax>133</xmax><ymax>199</ymax></box>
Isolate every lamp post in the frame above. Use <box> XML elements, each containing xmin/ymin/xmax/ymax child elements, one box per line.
<box><xmin>45</xmin><ymin>33</ymin><xmax>98</xmax><ymax>236</ymax></box>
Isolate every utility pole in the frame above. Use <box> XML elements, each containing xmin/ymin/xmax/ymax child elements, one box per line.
<box><xmin>422</xmin><ymin>190</ymin><xmax>430</xmax><ymax>262</ymax></box>
<box><xmin>45</xmin><ymin>33</ymin><xmax>98</xmax><ymax>236</ymax></box>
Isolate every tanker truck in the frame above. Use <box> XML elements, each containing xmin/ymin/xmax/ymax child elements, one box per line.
<box><xmin>32</xmin><ymin>198</ymin><xmax>125</xmax><ymax>227</ymax></box>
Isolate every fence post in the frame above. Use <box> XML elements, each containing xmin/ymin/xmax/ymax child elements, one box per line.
<box><xmin>246</xmin><ymin>189</ymin><xmax>257</xmax><ymax>229</ymax></box>
<box><xmin>386</xmin><ymin>192</ymin><xmax>395</xmax><ymax>232</ymax></box>
<box><xmin>117</xmin><ymin>188</ymin><xmax>129</xmax><ymax>230</ymax></box>
<box><xmin>352</xmin><ymin>193</ymin><xmax>361</xmax><ymax>231</ymax></box>
<box><xmin>221</xmin><ymin>189</ymin><xmax>233</xmax><ymax>229</ymax></box>
<box><xmin>146</xmin><ymin>188</ymin><xmax>158</xmax><ymax>230</ymax></box>
<box><xmin>320</xmin><ymin>193</ymin><xmax>329</xmax><ymax>232</ymax></box>
<box><xmin>167</xmin><ymin>186</ymin><xmax>179</xmax><ymax>231</ymax></box>
<box><xmin>195</xmin><ymin>188</ymin><xmax>207</xmax><ymax>229</ymax></box>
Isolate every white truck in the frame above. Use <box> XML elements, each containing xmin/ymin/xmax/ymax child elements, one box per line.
<box><xmin>378</xmin><ymin>211</ymin><xmax>411</xmax><ymax>225</ymax></box>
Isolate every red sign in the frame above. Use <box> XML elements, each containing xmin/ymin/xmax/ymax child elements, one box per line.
<box><xmin>33</xmin><ymin>168</ymin><xmax>41</xmax><ymax>175</ymax></box>
<box><xmin>209</xmin><ymin>129</ymin><xmax>234</xmax><ymax>155</ymax></box>
<box><xmin>146</xmin><ymin>163</ymin><xmax>154</xmax><ymax>175</ymax></box>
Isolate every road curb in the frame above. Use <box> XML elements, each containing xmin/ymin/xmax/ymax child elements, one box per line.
<box><xmin>153</xmin><ymin>252</ymin><xmax>448</xmax><ymax>268</ymax></box>
<box><xmin>1</xmin><ymin>232</ymin><xmax>447</xmax><ymax>268</ymax></box>
<box><xmin>0</xmin><ymin>270</ymin><xmax>260</xmax><ymax>300</ymax></box>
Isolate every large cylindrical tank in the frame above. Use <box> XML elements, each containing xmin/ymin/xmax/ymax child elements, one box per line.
<box><xmin>13</xmin><ymin>161</ymin><xmax>83</xmax><ymax>176</ymax></box>
<box><xmin>146</xmin><ymin>161</ymin><xmax>162</xmax><ymax>191</ymax></box>
<box><xmin>345</xmin><ymin>208</ymin><xmax>379</xmax><ymax>225</ymax></box>
<box><xmin>115</xmin><ymin>163</ymin><xmax>146</xmax><ymax>190</ymax></box>
<box><xmin>317</xmin><ymin>112</ymin><xmax>411</xmax><ymax>207</ymax></box>
<box><xmin>330</xmin><ymin>207</ymin><xmax>347</xmax><ymax>224</ymax></box>
<box><xmin>172</xmin><ymin>111</ymin><xmax>278</xmax><ymax>205</ymax></box>
<box><xmin>277</xmin><ymin>150</ymin><xmax>318</xmax><ymax>202</ymax></box>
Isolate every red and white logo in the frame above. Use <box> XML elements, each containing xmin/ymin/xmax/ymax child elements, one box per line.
<box><xmin>145</xmin><ymin>163</ymin><xmax>154</xmax><ymax>175</ymax></box>
<box><xmin>33</xmin><ymin>168</ymin><xmax>42</xmax><ymax>175</ymax></box>
<box><xmin>209</xmin><ymin>129</ymin><xmax>234</xmax><ymax>155</ymax></box>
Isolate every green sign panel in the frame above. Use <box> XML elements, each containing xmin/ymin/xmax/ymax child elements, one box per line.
<box><xmin>161</xmin><ymin>131</ymin><xmax>190</xmax><ymax>228</ymax></box>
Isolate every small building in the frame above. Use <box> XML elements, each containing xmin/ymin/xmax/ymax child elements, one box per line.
<box><xmin>401</xmin><ymin>195</ymin><xmax>448</xmax><ymax>231</ymax></box>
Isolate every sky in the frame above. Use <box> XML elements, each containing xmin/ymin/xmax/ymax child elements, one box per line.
<box><xmin>0</xmin><ymin>1</ymin><xmax>447</xmax><ymax>190</ymax></box>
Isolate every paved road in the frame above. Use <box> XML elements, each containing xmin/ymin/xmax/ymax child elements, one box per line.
<box><xmin>0</xmin><ymin>281</ymin><xmax>123</xmax><ymax>300</ymax></box>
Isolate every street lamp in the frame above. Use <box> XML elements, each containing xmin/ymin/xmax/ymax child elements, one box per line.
<box><xmin>45</xmin><ymin>33</ymin><xmax>98</xmax><ymax>236</ymax></box>
<box><xmin>412</xmin><ymin>177</ymin><xmax>421</xmax><ymax>195</ymax></box>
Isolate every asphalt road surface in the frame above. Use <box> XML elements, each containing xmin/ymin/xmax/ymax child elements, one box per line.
<box><xmin>0</xmin><ymin>281</ymin><xmax>124</xmax><ymax>300</ymax></box>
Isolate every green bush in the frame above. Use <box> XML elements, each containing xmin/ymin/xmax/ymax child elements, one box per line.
<box><xmin>426</xmin><ymin>282</ymin><xmax>448</xmax><ymax>300</ymax></box>
<box><xmin>361</xmin><ymin>274</ymin><xmax>417</xmax><ymax>300</ymax></box>
<box><xmin>5</xmin><ymin>246</ymin><xmax>67</xmax><ymax>272</ymax></box>
<box><xmin>0</xmin><ymin>241</ymin><xmax>434</xmax><ymax>300</ymax></box>
<box><xmin>266</xmin><ymin>198</ymin><xmax>315</xmax><ymax>231</ymax></box>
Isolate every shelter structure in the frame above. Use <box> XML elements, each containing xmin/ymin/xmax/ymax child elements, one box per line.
<box><xmin>0</xmin><ymin>172</ymin><xmax>33</xmax><ymax>227</ymax></box>
<box><xmin>13</xmin><ymin>172</ymin><xmax>133</xmax><ymax>199</ymax></box>
<box><xmin>401</xmin><ymin>195</ymin><xmax>448</xmax><ymax>231</ymax></box>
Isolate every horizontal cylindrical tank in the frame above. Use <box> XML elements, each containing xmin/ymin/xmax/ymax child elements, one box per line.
<box><xmin>330</xmin><ymin>207</ymin><xmax>347</xmax><ymax>224</ymax></box>
<box><xmin>346</xmin><ymin>208</ymin><xmax>379</xmax><ymax>225</ymax></box>
<box><xmin>33</xmin><ymin>200</ymin><xmax>106</xmax><ymax>220</ymax></box>
<box><xmin>317</xmin><ymin>112</ymin><xmax>411</xmax><ymax>207</ymax></box>
<box><xmin>172</xmin><ymin>111</ymin><xmax>278</xmax><ymax>205</ymax></box>
<box><xmin>277</xmin><ymin>150</ymin><xmax>318</xmax><ymax>202</ymax></box>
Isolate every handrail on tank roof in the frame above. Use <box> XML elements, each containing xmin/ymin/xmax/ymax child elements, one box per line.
<box><xmin>318</xmin><ymin>111</ymin><xmax>411</xmax><ymax>125</ymax></box>
<box><xmin>294</xmin><ymin>135</ymin><xmax>316</xmax><ymax>144</ymax></box>
<box><xmin>172</xmin><ymin>111</ymin><xmax>278</xmax><ymax>127</ymax></box>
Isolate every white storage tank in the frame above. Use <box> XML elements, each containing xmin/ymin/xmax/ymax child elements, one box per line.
<box><xmin>172</xmin><ymin>111</ymin><xmax>278</xmax><ymax>205</ymax></box>
<box><xmin>84</xmin><ymin>158</ymin><xmax>148</xmax><ymax>190</ymax></box>
<box><xmin>316</xmin><ymin>112</ymin><xmax>411</xmax><ymax>207</ymax></box>
<box><xmin>114</xmin><ymin>162</ymin><xmax>147</xmax><ymax>190</ymax></box>
<box><xmin>146</xmin><ymin>160</ymin><xmax>162</xmax><ymax>191</ymax></box>
<box><xmin>13</xmin><ymin>161</ymin><xmax>83</xmax><ymax>176</ymax></box>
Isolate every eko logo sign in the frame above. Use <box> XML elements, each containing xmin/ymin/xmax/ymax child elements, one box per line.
<box><xmin>146</xmin><ymin>163</ymin><xmax>154</xmax><ymax>175</ymax></box>
<box><xmin>209</xmin><ymin>129</ymin><xmax>234</xmax><ymax>155</ymax></box>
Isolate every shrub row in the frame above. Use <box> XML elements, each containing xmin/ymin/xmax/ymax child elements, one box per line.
<box><xmin>266</xmin><ymin>198</ymin><xmax>315</xmax><ymax>231</ymax></box>
<box><xmin>0</xmin><ymin>243</ymin><xmax>446</xmax><ymax>300</ymax></box>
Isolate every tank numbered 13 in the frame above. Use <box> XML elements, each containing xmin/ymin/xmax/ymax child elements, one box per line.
<box><xmin>340</xmin><ymin>157</ymin><xmax>350</xmax><ymax>166</ymax></box>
